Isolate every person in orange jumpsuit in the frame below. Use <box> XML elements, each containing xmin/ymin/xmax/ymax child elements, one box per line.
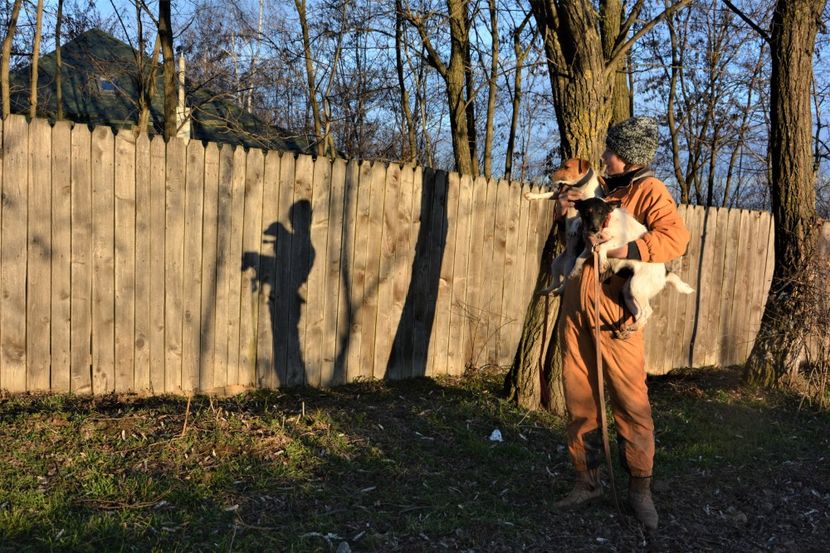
<box><xmin>553</xmin><ymin>116</ymin><xmax>690</xmax><ymax>531</ymax></box>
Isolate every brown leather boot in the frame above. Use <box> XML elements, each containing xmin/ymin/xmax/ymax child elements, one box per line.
<box><xmin>554</xmin><ymin>469</ymin><xmax>602</xmax><ymax>509</ymax></box>
<box><xmin>629</xmin><ymin>476</ymin><xmax>658</xmax><ymax>530</ymax></box>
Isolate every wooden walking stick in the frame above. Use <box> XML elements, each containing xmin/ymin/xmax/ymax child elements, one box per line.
<box><xmin>593</xmin><ymin>249</ymin><xmax>621</xmax><ymax>513</ymax></box>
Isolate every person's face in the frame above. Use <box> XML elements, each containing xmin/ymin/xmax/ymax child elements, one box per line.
<box><xmin>602</xmin><ymin>148</ymin><xmax>626</xmax><ymax>176</ymax></box>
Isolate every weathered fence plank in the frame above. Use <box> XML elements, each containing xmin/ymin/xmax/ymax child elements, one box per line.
<box><xmin>716</xmin><ymin>207</ymin><xmax>742</xmax><ymax>368</ymax></box>
<box><xmin>164</xmin><ymin>138</ymin><xmax>186</xmax><ymax>393</ymax></box>
<box><xmin>149</xmin><ymin>135</ymin><xmax>166</xmax><ymax>393</ymax></box>
<box><xmin>238</xmin><ymin>148</ymin><xmax>264</xmax><ymax>388</ymax></box>
<box><xmin>492</xmin><ymin>180</ymin><xmax>510</xmax><ymax>366</ymax></box>
<box><xmin>430</xmin><ymin>171</ymin><xmax>458</xmax><ymax>376</ymax></box>
<box><xmin>255</xmin><ymin>150</ymin><xmax>281</xmax><ymax>389</ymax></box>
<box><xmin>70</xmin><ymin>124</ymin><xmax>93</xmax><ymax>394</ymax></box>
<box><xmin>226</xmin><ymin>146</ymin><xmax>248</xmax><ymax>388</ymax></box>
<box><xmin>481</xmin><ymin>178</ymin><xmax>500</xmax><ymax>366</ymax></box>
<box><xmin>133</xmin><ymin>133</ymin><xmax>151</xmax><ymax>393</ymax></box>
<box><xmin>743</xmin><ymin>211</ymin><xmax>773</xmax><ymax>360</ymax></box>
<box><xmin>337</xmin><ymin>160</ymin><xmax>360</xmax><ymax>383</ymax></box>
<box><xmin>199</xmin><ymin>143</ymin><xmax>220</xmax><ymax>391</ymax></box>
<box><xmin>691</xmin><ymin>208</ymin><xmax>723</xmax><ymax>366</ymax></box>
<box><xmin>322</xmin><ymin>157</ymin><xmax>347</xmax><ymax>387</ymax></box>
<box><xmin>448</xmin><ymin>174</ymin><xmax>474</xmax><ymax>375</ymax></box>
<box><xmin>347</xmin><ymin>161</ymin><xmax>372</xmax><ymax>380</ymax></box>
<box><xmin>374</xmin><ymin>163</ymin><xmax>400</xmax><ymax>379</ymax></box>
<box><xmin>51</xmin><ymin>120</ymin><xmax>72</xmax><ymax>393</ymax></box>
<box><xmin>464</xmin><ymin>177</ymin><xmax>488</xmax><ymax>370</ymax></box>
<box><xmin>726</xmin><ymin>210</ymin><xmax>753</xmax><ymax>365</ymax></box>
<box><xmin>360</xmin><ymin>162</ymin><xmax>386</xmax><ymax>378</ymax></box>
<box><xmin>114</xmin><ymin>132</ymin><xmax>136</xmax><ymax>392</ymax></box>
<box><xmin>273</xmin><ymin>153</ymin><xmax>296</xmax><ymax>386</ymax></box>
<box><xmin>499</xmin><ymin>182</ymin><xmax>523</xmax><ymax>367</ymax></box>
<box><xmin>306</xmin><ymin>156</ymin><xmax>332</xmax><ymax>387</ymax></box>
<box><xmin>27</xmin><ymin>118</ymin><xmax>51</xmax><ymax>392</ymax></box>
<box><xmin>2</xmin><ymin>116</ymin><xmax>28</xmax><ymax>393</ymax></box>
<box><xmin>182</xmin><ymin>140</ymin><xmax>206</xmax><ymax>392</ymax></box>
<box><xmin>422</xmin><ymin>169</ymin><xmax>448</xmax><ymax>377</ymax></box>
<box><xmin>91</xmin><ymin>126</ymin><xmax>116</xmax><ymax>394</ymax></box>
<box><xmin>287</xmin><ymin>154</ymin><xmax>314</xmax><ymax>386</ymax></box>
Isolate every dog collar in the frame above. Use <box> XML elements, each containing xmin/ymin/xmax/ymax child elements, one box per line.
<box><xmin>573</xmin><ymin>167</ymin><xmax>594</xmax><ymax>188</ymax></box>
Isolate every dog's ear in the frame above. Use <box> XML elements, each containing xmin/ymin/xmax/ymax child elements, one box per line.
<box><xmin>573</xmin><ymin>198</ymin><xmax>586</xmax><ymax>210</ymax></box>
<box><xmin>578</xmin><ymin>159</ymin><xmax>591</xmax><ymax>174</ymax></box>
<box><xmin>606</xmin><ymin>199</ymin><xmax>622</xmax><ymax>208</ymax></box>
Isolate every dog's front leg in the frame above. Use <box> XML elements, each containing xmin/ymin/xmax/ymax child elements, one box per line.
<box><xmin>568</xmin><ymin>248</ymin><xmax>591</xmax><ymax>280</ymax></box>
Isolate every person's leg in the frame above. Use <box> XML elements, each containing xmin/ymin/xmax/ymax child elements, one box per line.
<box><xmin>555</xmin><ymin>277</ymin><xmax>604</xmax><ymax>508</ymax></box>
<box><xmin>600</xmin><ymin>324</ymin><xmax>658</xmax><ymax>530</ymax></box>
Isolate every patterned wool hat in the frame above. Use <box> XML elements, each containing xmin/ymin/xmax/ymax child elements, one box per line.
<box><xmin>605</xmin><ymin>116</ymin><xmax>658</xmax><ymax>166</ymax></box>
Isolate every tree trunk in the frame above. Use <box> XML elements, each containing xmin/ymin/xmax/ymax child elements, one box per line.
<box><xmin>295</xmin><ymin>0</ymin><xmax>324</xmax><ymax>156</ymax></box>
<box><xmin>482</xmin><ymin>0</ymin><xmax>498</xmax><ymax>178</ymax></box>
<box><xmin>744</xmin><ymin>0</ymin><xmax>826</xmax><ymax>387</ymax></box>
<box><xmin>505</xmin><ymin>28</ymin><xmax>531</xmax><ymax>181</ymax></box>
<box><xmin>1</xmin><ymin>0</ymin><xmax>24</xmax><ymax>118</ymax></box>
<box><xmin>601</xmin><ymin>0</ymin><xmax>631</xmax><ymax>126</ymax></box>
<box><xmin>395</xmin><ymin>0</ymin><xmax>417</xmax><ymax>162</ymax></box>
<box><xmin>55</xmin><ymin>0</ymin><xmax>64</xmax><ymax>120</ymax></box>
<box><xmin>29</xmin><ymin>0</ymin><xmax>45</xmax><ymax>118</ymax></box>
<box><xmin>158</xmin><ymin>0</ymin><xmax>177</xmax><ymax>141</ymax></box>
<box><xmin>449</xmin><ymin>0</ymin><xmax>477</xmax><ymax>176</ymax></box>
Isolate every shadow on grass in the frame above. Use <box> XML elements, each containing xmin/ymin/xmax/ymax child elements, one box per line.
<box><xmin>1</xmin><ymin>366</ymin><xmax>829</xmax><ymax>552</ymax></box>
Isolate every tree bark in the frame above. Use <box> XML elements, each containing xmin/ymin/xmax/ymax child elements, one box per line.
<box><xmin>744</xmin><ymin>0</ymin><xmax>826</xmax><ymax>387</ymax></box>
<box><xmin>395</xmin><ymin>0</ymin><xmax>417</xmax><ymax>162</ymax></box>
<box><xmin>295</xmin><ymin>0</ymin><xmax>325</xmax><ymax>156</ymax></box>
<box><xmin>29</xmin><ymin>0</ymin><xmax>45</xmax><ymax>118</ymax></box>
<box><xmin>55</xmin><ymin>0</ymin><xmax>64</xmax><ymax>120</ymax></box>
<box><xmin>1</xmin><ymin>0</ymin><xmax>24</xmax><ymax>118</ymax></box>
<box><xmin>601</xmin><ymin>0</ymin><xmax>631</xmax><ymax>126</ymax></box>
<box><xmin>158</xmin><ymin>0</ymin><xmax>177</xmax><ymax>141</ymax></box>
<box><xmin>482</xmin><ymin>0</ymin><xmax>498</xmax><ymax>178</ymax></box>
<box><xmin>505</xmin><ymin>25</ymin><xmax>532</xmax><ymax>181</ymax></box>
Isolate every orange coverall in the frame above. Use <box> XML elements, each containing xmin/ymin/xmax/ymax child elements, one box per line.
<box><xmin>559</xmin><ymin>171</ymin><xmax>690</xmax><ymax>478</ymax></box>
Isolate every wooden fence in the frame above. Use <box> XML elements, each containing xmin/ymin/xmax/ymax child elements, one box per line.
<box><xmin>0</xmin><ymin>115</ymin><xmax>803</xmax><ymax>395</ymax></box>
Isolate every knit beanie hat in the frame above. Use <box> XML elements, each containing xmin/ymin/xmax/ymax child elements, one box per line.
<box><xmin>605</xmin><ymin>116</ymin><xmax>658</xmax><ymax>166</ymax></box>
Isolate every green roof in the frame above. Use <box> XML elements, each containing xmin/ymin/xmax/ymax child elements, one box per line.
<box><xmin>10</xmin><ymin>29</ymin><xmax>311</xmax><ymax>153</ymax></box>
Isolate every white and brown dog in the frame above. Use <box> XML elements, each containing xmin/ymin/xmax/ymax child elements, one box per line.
<box><xmin>570</xmin><ymin>197</ymin><xmax>694</xmax><ymax>333</ymax></box>
<box><xmin>524</xmin><ymin>159</ymin><xmax>604</xmax><ymax>295</ymax></box>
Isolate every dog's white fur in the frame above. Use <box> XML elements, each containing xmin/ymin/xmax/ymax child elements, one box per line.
<box><xmin>570</xmin><ymin>200</ymin><xmax>694</xmax><ymax>333</ymax></box>
<box><xmin>524</xmin><ymin>159</ymin><xmax>603</xmax><ymax>295</ymax></box>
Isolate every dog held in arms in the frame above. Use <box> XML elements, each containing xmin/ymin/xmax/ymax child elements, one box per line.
<box><xmin>524</xmin><ymin>159</ymin><xmax>603</xmax><ymax>295</ymax></box>
<box><xmin>569</xmin><ymin>197</ymin><xmax>694</xmax><ymax>336</ymax></box>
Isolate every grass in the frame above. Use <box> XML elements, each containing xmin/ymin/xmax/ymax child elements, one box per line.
<box><xmin>0</xmin><ymin>366</ymin><xmax>828</xmax><ymax>552</ymax></box>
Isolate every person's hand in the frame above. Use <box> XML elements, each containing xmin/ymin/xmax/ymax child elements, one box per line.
<box><xmin>586</xmin><ymin>233</ymin><xmax>627</xmax><ymax>258</ymax></box>
<box><xmin>556</xmin><ymin>187</ymin><xmax>583</xmax><ymax>217</ymax></box>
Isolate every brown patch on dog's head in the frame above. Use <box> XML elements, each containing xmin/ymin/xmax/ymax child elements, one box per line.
<box><xmin>551</xmin><ymin>158</ymin><xmax>592</xmax><ymax>185</ymax></box>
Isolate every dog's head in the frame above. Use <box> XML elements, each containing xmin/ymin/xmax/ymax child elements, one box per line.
<box><xmin>550</xmin><ymin>158</ymin><xmax>592</xmax><ymax>186</ymax></box>
<box><xmin>574</xmin><ymin>197</ymin><xmax>622</xmax><ymax>237</ymax></box>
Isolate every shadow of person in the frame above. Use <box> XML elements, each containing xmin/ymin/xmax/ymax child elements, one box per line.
<box><xmin>242</xmin><ymin>199</ymin><xmax>314</xmax><ymax>387</ymax></box>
